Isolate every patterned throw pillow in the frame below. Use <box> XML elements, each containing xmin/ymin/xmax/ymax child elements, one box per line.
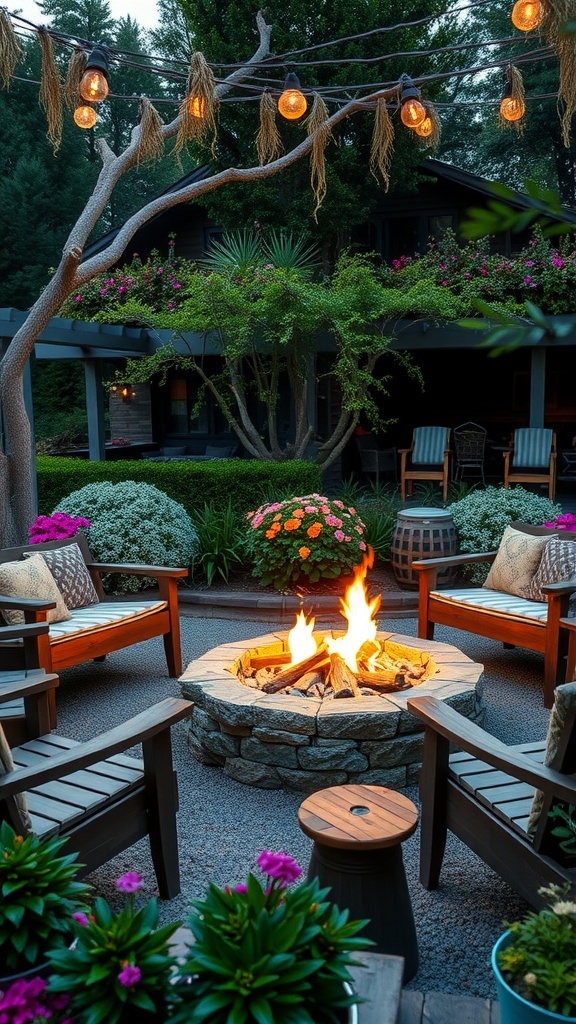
<box><xmin>24</xmin><ymin>543</ymin><xmax>99</xmax><ymax>609</ymax></box>
<box><xmin>528</xmin><ymin>534</ymin><xmax>576</xmax><ymax>601</ymax></box>
<box><xmin>0</xmin><ymin>554</ymin><xmax>71</xmax><ymax>625</ymax></box>
<box><xmin>0</xmin><ymin>722</ymin><xmax>32</xmax><ymax>832</ymax></box>
<box><xmin>483</xmin><ymin>525</ymin><xmax>551</xmax><ymax>599</ymax></box>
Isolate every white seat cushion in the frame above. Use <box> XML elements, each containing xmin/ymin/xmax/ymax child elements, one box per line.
<box><xmin>0</xmin><ymin>601</ymin><xmax>167</xmax><ymax>647</ymax></box>
<box><xmin>430</xmin><ymin>588</ymin><xmax>548</xmax><ymax>623</ymax></box>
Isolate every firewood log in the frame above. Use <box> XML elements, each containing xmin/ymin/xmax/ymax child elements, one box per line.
<box><xmin>328</xmin><ymin>653</ymin><xmax>362</xmax><ymax>697</ymax></box>
<box><xmin>261</xmin><ymin>645</ymin><xmax>329</xmax><ymax>693</ymax></box>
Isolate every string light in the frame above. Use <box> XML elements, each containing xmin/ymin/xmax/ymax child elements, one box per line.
<box><xmin>188</xmin><ymin>96</ymin><xmax>204</xmax><ymax>117</ymax></box>
<box><xmin>399</xmin><ymin>73</ymin><xmax>426</xmax><ymax>128</ymax></box>
<box><xmin>278</xmin><ymin>71</ymin><xmax>307</xmax><ymax>119</ymax></box>
<box><xmin>79</xmin><ymin>44</ymin><xmax>110</xmax><ymax>102</ymax></box>
<box><xmin>511</xmin><ymin>0</ymin><xmax>544</xmax><ymax>31</ymax></box>
<box><xmin>73</xmin><ymin>104</ymin><xmax>97</xmax><ymax>128</ymax></box>
<box><xmin>415</xmin><ymin>113</ymin><xmax>433</xmax><ymax>136</ymax></box>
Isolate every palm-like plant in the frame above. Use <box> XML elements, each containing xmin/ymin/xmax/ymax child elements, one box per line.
<box><xmin>200</xmin><ymin>229</ymin><xmax>321</xmax><ymax>279</ymax></box>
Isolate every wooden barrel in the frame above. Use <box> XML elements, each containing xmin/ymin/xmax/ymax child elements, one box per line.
<box><xmin>391</xmin><ymin>507</ymin><xmax>458</xmax><ymax>589</ymax></box>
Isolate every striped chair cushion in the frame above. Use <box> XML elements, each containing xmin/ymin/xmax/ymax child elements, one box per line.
<box><xmin>412</xmin><ymin>426</ymin><xmax>450</xmax><ymax>465</ymax></box>
<box><xmin>0</xmin><ymin>601</ymin><xmax>166</xmax><ymax>646</ymax></box>
<box><xmin>430</xmin><ymin>587</ymin><xmax>549</xmax><ymax>623</ymax></box>
<box><xmin>513</xmin><ymin>428</ymin><xmax>553</xmax><ymax>468</ymax></box>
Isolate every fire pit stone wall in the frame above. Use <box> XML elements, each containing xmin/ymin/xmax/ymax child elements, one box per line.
<box><xmin>180</xmin><ymin>631</ymin><xmax>485</xmax><ymax>793</ymax></box>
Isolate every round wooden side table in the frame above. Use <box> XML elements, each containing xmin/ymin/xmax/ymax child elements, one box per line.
<box><xmin>298</xmin><ymin>783</ymin><xmax>419</xmax><ymax>982</ymax></box>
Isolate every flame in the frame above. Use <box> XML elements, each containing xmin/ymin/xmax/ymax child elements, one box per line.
<box><xmin>326</xmin><ymin>548</ymin><xmax>381</xmax><ymax>672</ymax></box>
<box><xmin>288</xmin><ymin>610</ymin><xmax>317</xmax><ymax>666</ymax></box>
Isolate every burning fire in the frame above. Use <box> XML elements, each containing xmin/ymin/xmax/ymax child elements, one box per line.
<box><xmin>288</xmin><ymin>549</ymin><xmax>381</xmax><ymax>672</ymax></box>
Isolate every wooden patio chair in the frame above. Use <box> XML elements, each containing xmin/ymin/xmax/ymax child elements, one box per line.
<box><xmin>503</xmin><ymin>427</ymin><xmax>557</xmax><ymax>500</ymax></box>
<box><xmin>399</xmin><ymin>426</ymin><xmax>451</xmax><ymax>503</ymax></box>
<box><xmin>407</xmin><ymin>682</ymin><xmax>576</xmax><ymax>909</ymax></box>
<box><xmin>0</xmin><ymin>662</ymin><xmax>192</xmax><ymax>898</ymax></box>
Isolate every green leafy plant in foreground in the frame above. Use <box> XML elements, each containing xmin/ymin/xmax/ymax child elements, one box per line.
<box><xmin>191</xmin><ymin>498</ymin><xmax>245</xmax><ymax>585</ymax></box>
<box><xmin>172</xmin><ymin>850</ymin><xmax>372</xmax><ymax>1024</ymax></box>
<box><xmin>497</xmin><ymin>882</ymin><xmax>576</xmax><ymax>1017</ymax></box>
<box><xmin>0</xmin><ymin>821</ymin><xmax>89</xmax><ymax>973</ymax></box>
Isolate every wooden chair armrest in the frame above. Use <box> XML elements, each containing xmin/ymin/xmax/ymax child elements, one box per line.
<box><xmin>0</xmin><ymin>670</ymin><xmax>58</xmax><ymax>704</ymax></box>
<box><xmin>542</xmin><ymin>579</ymin><xmax>576</xmax><ymax>596</ymax></box>
<box><xmin>0</xmin><ymin>621</ymin><xmax>50</xmax><ymax>640</ymax></box>
<box><xmin>412</xmin><ymin>551</ymin><xmax>497</xmax><ymax>573</ymax></box>
<box><xmin>0</xmin><ymin>697</ymin><xmax>193</xmax><ymax>798</ymax></box>
<box><xmin>398</xmin><ymin>447</ymin><xmax>411</xmax><ymax>454</ymax></box>
<box><xmin>87</xmin><ymin>562</ymin><xmax>189</xmax><ymax>579</ymax></box>
<box><xmin>407</xmin><ymin>695</ymin><xmax>576</xmax><ymax>802</ymax></box>
<box><xmin>0</xmin><ymin>595</ymin><xmax>56</xmax><ymax>611</ymax></box>
<box><xmin>561</xmin><ymin>616</ymin><xmax>576</xmax><ymax>632</ymax></box>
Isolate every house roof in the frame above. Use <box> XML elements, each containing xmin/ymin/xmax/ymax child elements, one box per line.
<box><xmin>419</xmin><ymin>158</ymin><xmax>576</xmax><ymax>225</ymax></box>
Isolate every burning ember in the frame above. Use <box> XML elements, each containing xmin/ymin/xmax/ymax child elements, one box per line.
<box><xmin>236</xmin><ymin>551</ymin><xmax>437</xmax><ymax>698</ymax></box>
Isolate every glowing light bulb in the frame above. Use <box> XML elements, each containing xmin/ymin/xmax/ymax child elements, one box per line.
<box><xmin>401</xmin><ymin>97</ymin><xmax>426</xmax><ymax>128</ymax></box>
<box><xmin>278</xmin><ymin>72</ymin><xmax>307</xmax><ymax>120</ymax></box>
<box><xmin>415</xmin><ymin>115</ymin><xmax>433</xmax><ymax>137</ymax></box>
<box><xmin>73</xmin><ymin>104</ymin><xmax>97</xmax><ymax>129</ymax></box>
<box><xmin>188</xmin><ymin>95</ymin><xmax>205</xmax><ymax>118</ymax></box>
<box><xmin>511</xmin><ymin>0</ymin><xmax>544</xmax><ymax>31</ymax></box>
<box><xmin>500</xmin><ymin>95</ymin><xmax>525</xmax><ymax>121</ymax></box>
<box><xmin>80</xmin><ymin>68</ymin><xmax>109</xmax><ymax>102</ymax></box>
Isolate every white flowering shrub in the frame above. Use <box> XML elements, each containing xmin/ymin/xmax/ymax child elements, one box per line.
<box><xmin>447</xmin><ymin>485</ymin><xmax>562</xmax><ymax>584</ymax></box>
<box><xmin>57</xmin><ymin>481</ymin><xmax>199</xmax><ymax>592</ymax></box>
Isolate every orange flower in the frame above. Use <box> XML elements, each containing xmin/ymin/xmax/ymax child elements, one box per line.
<box><xmin>299</xmin><ymin>546</ymin><xmax>311</xmax><ymax>559</ymax></box>
<box><xmin>265</xmin><ymin>529</ymin><xmax>277</xmax><ymax>539</ymax></box>
<box><xmin>307</xmin><ymin>522</ymin><xmax>322</xmax><ymax>538</ymax></box>
<box><xmin>293</xmin><ymin>508</ymin><xmax>305</xmax><ymax>518</ymax></box>
<box><xmin>269</xmin><ymin>522</ymin><xmax>281</xmax><ymax>533</ymax></box>
<box><xmin>284</xmin><ymin>518</ymin><xmax>300</xmax><ymax>531</ymax></box>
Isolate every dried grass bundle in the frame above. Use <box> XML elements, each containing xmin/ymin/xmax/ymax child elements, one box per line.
<box><xmin>0</xmin><ymin>9</ymin><xmax>22</xmax><ymax>90</ymax></box>
<box><xmin>544</xmin><ymin>0</ymin><xmax>576</xmax><ymax>146</ymax></box>
<box><xmin>305</xmin><ymin>92</ymin><xmax>332</xmax><ymax>220</ymax></box>
<box><xmin>175</xmin><ymin>51</ymin><xmax>219</xmax><ymax>158</ymax></box>
<box><xmin>256</xmin><ymin>90</ymin><xmax>283</xmax><ymax>165</ymax></box>
<box><xmin>498</xmin><ymin>64</ymin><xmax>525</xmax><ymax>134</ymax></box>
<box><xmin>417</xmin><ymin>101</ymin><xmax>441</xmax><ymax>148</ymax></box>
<box><xmin>38</xmin><ymin>27</ymin><xmax>62</xmax><ymax>153</ymax></box>
<box><xmin>369</xmin><ymin>98</ymin><xmax>395</xmax><ymax>189</ymax></box>
<box><xmin>137</xmin><ymin>97</ymin><xmax>165</xmax><ymax>164</ymax></box>
<box><xmin>63</xmin><ymin>47</ymin><xmax>86</xmax><ymax>109</ymax></box>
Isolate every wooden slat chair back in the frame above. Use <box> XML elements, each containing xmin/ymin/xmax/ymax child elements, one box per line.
<box><xmin>407</xmin><ymin>683</ymin><xmax>576</xmax><ymax>909</ymax></box>
<box><xmin>503</xmin><ymin>427</ymin><xmax>557</xmax><ymax>499</ymax></box>
<box><xmin>0</xmin><ymin>663</ymin><xmax>192</xmax><ymax>898</ymax></box>
<box><xmin>399</xmin><ymin>426</ymin><xmax>451</xmax><ymax>503</ymax></box>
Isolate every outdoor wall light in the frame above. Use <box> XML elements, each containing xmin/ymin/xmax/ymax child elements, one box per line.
<box><xmin>79</xmin><ymin>44</ymin><xmax>110</xmax><ymax>103</ymax></box>
<box><xmin>511</xmin><ymin>0</ymin><xmax>544</xmax><ymax>31</ymax></box>
<box><xmin>73</xmin><ymin>104</ymin><xmax>97</xmax><ymax>129</ymax></box>
<box><xmin>111</xmin><ymin>384</ymin><xmax>136</xmax><ymax>403</ymax></box>
<box><xmin>399</xmin><ymin>73</ymin><xmax>426</xmax><ymax>128</ymax></box>
<box><xmin>278</xmin><ymin>71</ymin><xmax>307</xmax><ymax>120</ymax></box>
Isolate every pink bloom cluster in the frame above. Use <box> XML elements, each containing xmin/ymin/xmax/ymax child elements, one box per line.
<box><xmin>542</xmin><ymin>512</ymin><xmax>576</xmax><ymax>532</ymax></box>
<box><xmin>256</xmin><ymin>850</ymin><xmax>302</xmax><ymax>888</ymax></box>
<box><xmin>28</xmin><ymin>511</ymin><xmax>91</xmax><ymax>544</ymax></box>
<box><xmin>0</xmin><ymin>976</ymin><xmax>71</xmax><ymax>1024</ymax></box>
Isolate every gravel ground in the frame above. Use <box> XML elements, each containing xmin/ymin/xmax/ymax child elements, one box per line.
<box><xmin>54</xmin><ymin>613</ymin><xmax>552</xmax><ymax>1001</ymax></box>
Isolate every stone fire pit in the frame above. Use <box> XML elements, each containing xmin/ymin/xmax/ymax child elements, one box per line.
<box><xmin>180</xmin><ymin>630</ymin><xmax>485</xmax><ymax>793</ymax></box>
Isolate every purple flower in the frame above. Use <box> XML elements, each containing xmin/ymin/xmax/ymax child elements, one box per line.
<box><xmin>441</xmin><ymin>279</ymin><xmax>448</xmax><ymax>286</ymax></box>
<box><xmin>234</xmin><ymin>883</ymin><xmax>248</xmax><ymax>894</ymax></box>
<box><xmin>552</xmin><ymin>257</ymin><xmax>564</xmax><ymax>268</ymax></box>
<box><xmin>172</xmin><ymin>281</ymin><xmax>182</xmax><ymax>289</ymax></box>
<box><xmin>73</xmin><ymin>294</ymin><xmax>82</xmax><ymax>302</ymax></box>
<box><xmin>157</xmin><ymin>267</ymin><xmax>164</xmax><ymax>274</ymax></box>
<box><xmin>100</xmin><ymin>289</ymin><xmax>108</xmax><ymax>297</ymax></box>
<box><xmin>525</xmin><ymin>260</ymin><xmax>535</xmax><ymax>267</ymax></box>
<box><xmin>118</xmin><ymin>286</ymin><xmax>127</xmax><ymax>293</ymax></box>
<box><xmin>257</xmin><ymin>850</ymin><xmax>302</xmax><ymax>887</ymax></box>
<box><xmin>118</xmin><ymin>963</ymin><xmax>142</xmax><ymax>988</ymax></box>
<box><xmin>334</xmin><ymin>529</ymin><xmax>346</xmax><ymax>542</ymax></box>
<box><xmin>72</xmin><ymin>911</ymin><xmax>90</xmax><ymax>926</ymax></box>
<box><xmin>116</xmin><ymin>871</ymin><xmax>143</xmax><ymax>894</ymax></box>
<box><xmin>464</xmin><ymin>272</ymin><xmax>471</xmax><ymax>280</ymax></box>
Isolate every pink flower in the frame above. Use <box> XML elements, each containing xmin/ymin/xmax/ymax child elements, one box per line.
<box><xmin>360</xmin><ymin>541</ymin><xmax>367</xmax><ymax>551</ymax></box>
<box><xmin>100</xmin><ymin>289</ymin><xmax>108</xmax><ymax>297</ymax></box>
<box><xmin>116</xmin><ymin>871</ymin><xmax>143</xmax><ymax>894</ymax></box>
<box><xmin>325</xmin><ymin>515</ymin><xmax>343</xmax><ymax>527</ymax></box>
<box><xmin>304</xmin><ymin>505</ymin><xmax>317</xmax><ymax>513</ymax></box>
<box><xmin>480</xmin><ymin>268</ymin><xmax>487</xmax><ymax>276</ymax></box>
<box><xmin>234</xmin><ymin>883</ymin><xmax>248</xmax><ymax>894</ymax></box>
<box><xmin>524</xmin><ymin>275</ymin><xmax>532</xmax><ymax>284</ymax></box>
<box><xmin>552</xmin><ymin>257</ymin><xmax>564</xmax><ymax>268</ymax></box>
<box><xmin>464</xmin><ymin>272</ymin><xmax>471</xmax><ymax>280</ymax></box>
<box><xmin>118</xmin><ymin>286</ymin><xmax>127</xmax><ymax>293</ymax></box>
<box><xmin>257</xmin><ymin>850</ymin><xmax>302</xmax><ymax>887</ymax></box>
<box><xmin>320</xmin><ymin>506</ymin><xmax>331</xmax><ymax>514</ymax></box>
<box><xmin>334</xmin><ymin>529</ymin><xmax>346</xmax><ymax>542</ymax></box>
<box><xmin>72</xmin><ymin>911</ymin><xmax>90</xmax><ymax>926</ymax></box>
<box><xmin>157</xmin><ymin>267</ymin><xmax>164</xmax><ymax>274</ymax></box>
<box><xmin>441</xmin><ymin>279</ymin><xmax>448</xmax><ymax>286</ymax></box>
<box><xmin>332</xmin><ymin>500</ymin><xmax>345</xmax><ymax>509</ymax></box>
<box><xmin>172</xmin><ymin>281</ymin><xmax>182</xmax><ymax>289</ymax></box>
<box><xmin>118</xmin><ymin>964</ymin><xmax>142</xmax><ymax>988</ymax></box>
<box><xmin>74</xmin><ymin>294</ymin><xmax>82</xmax><ymax>302</ymax></box>
<box><xmin>525</xmin><ymin>260</ymin><xmax>535</xmax><ymax>267</ymax></box>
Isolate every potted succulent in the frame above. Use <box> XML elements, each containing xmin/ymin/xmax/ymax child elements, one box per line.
<box><xmin>171</xmin><ymin>849</ymin><xmax>372</xmax><ymax>1024</ymax></box>
<box><xmin>491</xmin><ymin>882</ymin><xmax>576</xmax><ymax>1022</ymax></box>
<box><xmin>0</xmin><ymin>821</ymin><xmax>89</xmax><ymax>983</ymax></box>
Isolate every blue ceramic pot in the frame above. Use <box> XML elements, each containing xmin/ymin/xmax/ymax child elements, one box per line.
<box><xmin>492</xmin><ymin>931</ymin><xmax>576</xmax><ymax>1023</ymax></box>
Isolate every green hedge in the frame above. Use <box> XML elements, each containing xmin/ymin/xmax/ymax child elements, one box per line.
<box><xmin>36</xmin><ymin>456</ymin><xmax>322</xmax><ymax>520</ymax></box>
